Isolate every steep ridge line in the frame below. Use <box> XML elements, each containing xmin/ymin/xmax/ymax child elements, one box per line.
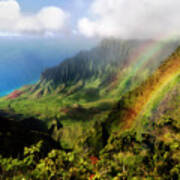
<box><xmin>30</xmin><ymin>39</ymin><xmax>179</xmax><ymax>97</ymax></box>
<box><xmin>108</xmin><ymin>48</ymin><xmax>180</xmax><ymax>130</ymax></box>
<box><xmin>125</xmin><ymin>58</ymin><xmax>180</xmax><ymax>129</ymax></box>
<box><xmin>135</xmin><ymin>72</ymin><xmax>180</xmax><ymax>128</ymax></box>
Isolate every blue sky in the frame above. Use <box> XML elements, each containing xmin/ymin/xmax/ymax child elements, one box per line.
<box><xmin>17</xmin><ymin>0</ymin><xmax>91</xmax><ymax>26</ymax></box>
<box><xmin>17</xmin><ymin>0</ymin><xmax>68</xmax><ymax>11</ymax></box>
<box><xmin>17</xmin><ymin>0</ymin><xmax>88</xmax><ymax>12</ymax></box>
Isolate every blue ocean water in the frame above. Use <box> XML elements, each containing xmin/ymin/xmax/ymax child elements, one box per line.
<box><xmin>0</xmin><ymin>37</ymin><xmax>97</xmax><ymax>97</ymax></box>
<box><xmin>0</xmin><ymin>80</ymin><xmax>38</xmax><ymax>97</ymax></box>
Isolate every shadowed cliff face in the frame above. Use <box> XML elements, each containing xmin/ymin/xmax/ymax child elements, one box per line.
<box><xmin>40</xmin><ymin>39</ymin><xmax>147</xmax><ymax>84</ymax></box>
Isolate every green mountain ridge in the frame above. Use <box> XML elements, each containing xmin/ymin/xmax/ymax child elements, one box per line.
<box><xmin>29</xmin><ymin>39</ymin><xmax>179</xmax><ymax>97</ymax></box>
<box><xmin>0</xmin><ymin>39</ymin><xmax>180</xmax><ymax>179</ymax></box>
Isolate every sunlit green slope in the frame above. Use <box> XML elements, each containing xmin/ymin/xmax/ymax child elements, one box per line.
<box><xmin>105</xmin><ymin>46</ymin><xmax>180</xmax><ymax>135</ymax></box>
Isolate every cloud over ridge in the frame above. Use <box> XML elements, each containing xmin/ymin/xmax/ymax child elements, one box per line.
<box><xmin>0</xmin><ymin>0</ymin><xmax>69</xmax><ymax>36</ymax></box>
<box><xmin>78</xmin><ymin>0</ymin><xmax>180</xmax><ymax>39</ymax></box>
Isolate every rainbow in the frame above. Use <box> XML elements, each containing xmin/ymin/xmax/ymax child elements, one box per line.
<box><xmin>118</xmin><ymin>34</ymin><xmax>178</xmax><ymax>93</ymax></box>
<box><xmin>116</xmin><ymin>39</ymin><xmax>180</xmax><ymax>130</ymax></box>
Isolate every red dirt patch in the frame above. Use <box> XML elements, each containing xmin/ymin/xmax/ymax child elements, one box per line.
<box><xmin>90</xmin><ymin>174</ymin><xmax>95</xmax><ymax>180</ymax></box>
<box><xmin>90</xmin><ymin>156</ymin><xmax>99</xmax><ymax>165</ymax></box>
<box><xmin>7</xmin><ymin>90</ymin><xmax>23</xmax><ymax>100</ymax></box>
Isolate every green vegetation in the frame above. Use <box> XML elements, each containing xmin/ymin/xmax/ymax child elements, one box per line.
<box><xmin>0</xmin><ymin>123</ymin><xmax>179</xmax><ymax>179</ymax></box>
<box><xmin>0</xmin><ymin>39</ymin><xmax>180</xmax><ymax>179</ymax></box>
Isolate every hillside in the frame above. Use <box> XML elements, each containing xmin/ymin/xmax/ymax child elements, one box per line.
<box><xmin>0</xmin><ymin>43</ymin><xmax>179</xmax><ymax>179</ymax></box>
<box><xmin>0</xmin><ymin>38</ymin><xmax>179</xmax><ymax>148</ymax></box>
<box><xmin>94</xmin><ymin>46</ymin><xmax>180</xmax><ymax>179</ymax></box>
<box><xmin>0</xmin><ymin>39</ymin><xmax>179</xmax><ymax>108</ymax></box>
<box><xmin>106</xmin><ymin>46</ymin><xmax>180</xmax><ymax>133</ymax></box>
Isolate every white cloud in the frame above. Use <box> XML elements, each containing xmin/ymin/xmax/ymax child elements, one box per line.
<box><xmin>0</xmin><ymin>0</ymin><xmax>69</xmax><ymax>36</ymax></box>
<box><xmin>78</xmin><ymin>0</ymin><xmax>180</xmax><ymax>39</ymax></box>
